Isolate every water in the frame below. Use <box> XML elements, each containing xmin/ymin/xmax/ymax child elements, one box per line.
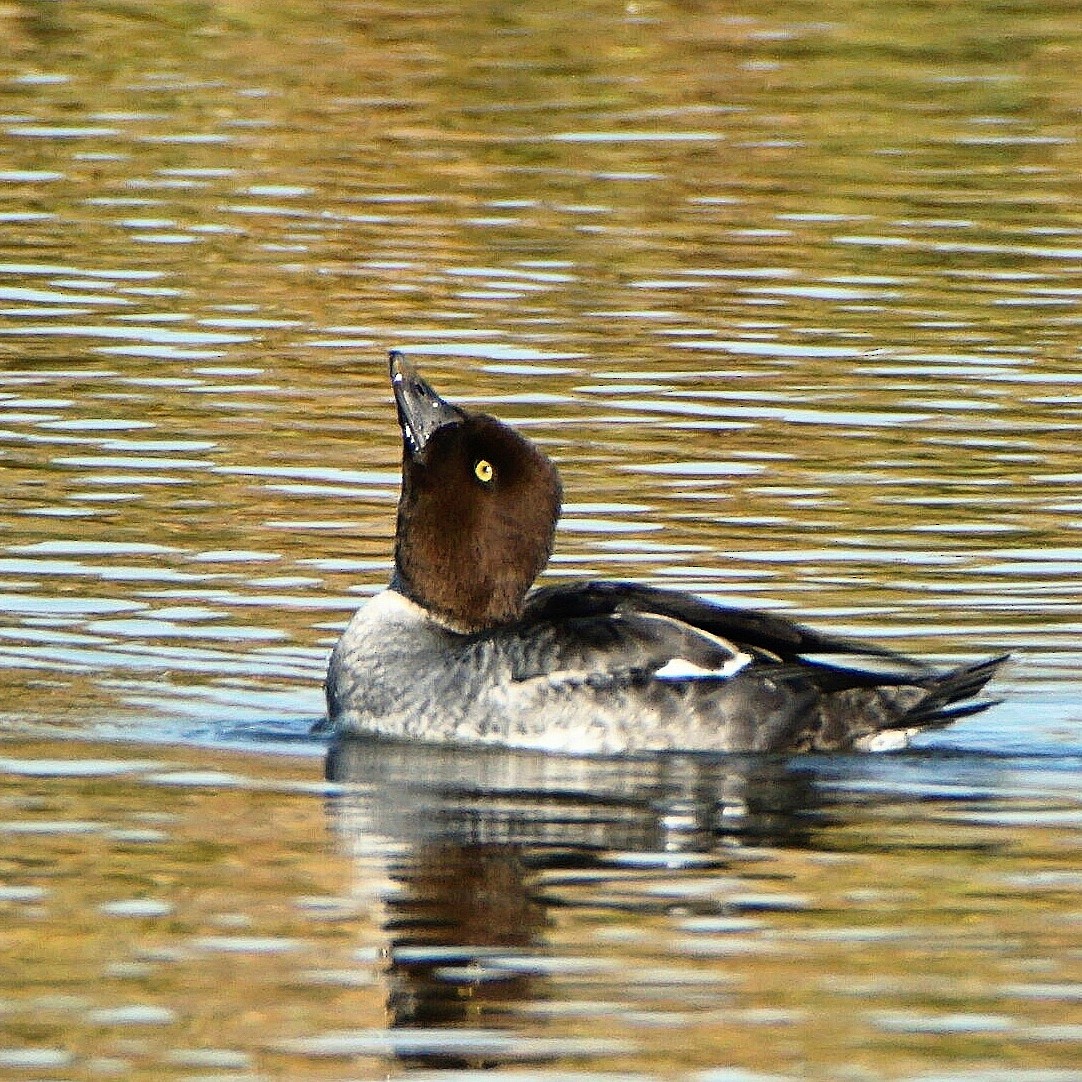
<box><xmin>0</xmin><ymin>0</ymin><xmax>1079</xmax><ymax>1077</ymax></box>
<box><xmin>2</xmin><ymin>738</ymin><xmax>1080</xmax><ymax>1079</ymax></box>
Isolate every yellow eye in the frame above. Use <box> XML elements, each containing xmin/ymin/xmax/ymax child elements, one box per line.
<box><xmin>474</xmin><ymin>458</ymin><xmax>494</xmax><ymax>484</ymax></box>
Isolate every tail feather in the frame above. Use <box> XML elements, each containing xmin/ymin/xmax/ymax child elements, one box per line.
<box><xmin>899</xmin><ymin>695</ymin><xmax>1005</xmax><ymax>731</ymax></box>
<box><xmin>895</xmin><ymin>653</ymin><xmax>1011</xmax><ymax>729</ymax></box>
<box><xmin>813</xmin><ymin>653</ymin><xmax>1010</xmax><ymax>750</ymax></box>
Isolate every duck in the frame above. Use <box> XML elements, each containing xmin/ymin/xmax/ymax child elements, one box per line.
<box><xmin>324</xmin><ymin>351</ymin><xmax>1007</xmax><ymax>755</ymax></box>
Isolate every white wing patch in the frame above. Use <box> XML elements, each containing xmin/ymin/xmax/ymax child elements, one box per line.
<box><xmin>654</xmin><ymin>651</ymin><xmax>752</xmax><ymax>681</ymax></box>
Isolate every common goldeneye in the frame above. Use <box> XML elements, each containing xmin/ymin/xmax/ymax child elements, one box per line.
<box><xmin>324</xmin><ymin>351</ymin><xmax>1007</xmax><ymax>755</ymax></box>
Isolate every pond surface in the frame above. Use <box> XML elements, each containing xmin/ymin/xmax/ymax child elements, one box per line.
<box><xmin>0</xmin><ymin>1</ymin><xmax>1080</xmax><ymax>1078</ymax></box>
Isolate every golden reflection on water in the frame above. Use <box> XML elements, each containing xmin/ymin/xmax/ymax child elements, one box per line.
<box><xmin>0</xmin><ymin>4</ymin><xmax>1080</xmax><ymax>1073</ymax></box>
<box><xmin>0</xmin><ymin>16</ymin><xmax>1078</xmax><ymax>687</ymax></box>
<box><xmin>0</xmin><ymin>737</ymin><xmax>1080</xmax><ymax>1079</ymax></box>
<box><xmin>0</xmin><ymin>2</ymin><xmax>1077</xmax><ymax>718</ymax></box>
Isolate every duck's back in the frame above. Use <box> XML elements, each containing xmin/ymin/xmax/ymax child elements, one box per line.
<box><xmin>326</xmin><ymin>581</ymin><xmax>1006</xmax><ymax>755</ymax></box>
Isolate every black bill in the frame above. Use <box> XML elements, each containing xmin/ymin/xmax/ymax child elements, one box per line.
<box><xmin>389</xmin><ymin>350</ymin><xmax>466</xmax><ymax>458</ymax></box>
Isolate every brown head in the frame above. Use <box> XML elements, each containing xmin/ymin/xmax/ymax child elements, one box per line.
<box><xmin>388</xmin><ymin>351</ymin><xmax>563</xmax><ymax>633</ymax></box>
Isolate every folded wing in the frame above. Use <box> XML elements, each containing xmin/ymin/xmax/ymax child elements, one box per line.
<box><xmin>515</xmin><ymin>581</ymin><xmax>1007</xmax><ymax>751</ymax></box>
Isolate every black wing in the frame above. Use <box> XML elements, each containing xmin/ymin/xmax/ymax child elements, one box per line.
<box><xmin>515</xmin><ymin>581</ymin><xmax>1007</xmax><ymax>745</ymax></box>
<box><xmin>523</xmin><ymin>579</ymin><xmax>1006</xmax><ymax>698</ymax></box>
<box><xmin>522</xmin><ymin>580</ymin><xmax>925</xmax><ymax>670</ymax></box>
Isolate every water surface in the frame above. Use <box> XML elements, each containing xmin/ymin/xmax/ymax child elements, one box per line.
<box><xmin>0</xmin><ymin>1</ymin><xmax>1079</xmax><ymax>1077</ymax></box>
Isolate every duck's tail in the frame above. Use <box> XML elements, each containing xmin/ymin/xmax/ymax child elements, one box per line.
<box><xmin>898</xmin><ymin>653</ymin><xmax>1009</xmax><ymax>728</ymax></box>
<box><xmin>810</xmin><ymin>653</ymin><xmax>1010</xmax><ymax>752</ymax></box>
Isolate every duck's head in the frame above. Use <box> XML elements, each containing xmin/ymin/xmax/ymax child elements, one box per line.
<box><xmin>388</xmin><ymin>351</ymin><xmax>563</xmax><ymax>633</ymax></box>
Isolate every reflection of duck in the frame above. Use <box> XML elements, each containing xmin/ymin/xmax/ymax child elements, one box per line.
<box><xmin>326</xmin><ymin>737</ymin><xmax>819</xmax><ymax>853</ymax></box>
<box><xmin>326</xmin><ymin>351</ymin><xmax>1007</xmax><ymax>754</ymax></box>
<box><xmin>380</xmin><ymin>839</ymin><xmax>546</xmax><ymax>1070</ymax></box>
<box><xmin>325</xmin><ymin>737</ymin><xmax>820</xmax><ymax>1067</ymax></box>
